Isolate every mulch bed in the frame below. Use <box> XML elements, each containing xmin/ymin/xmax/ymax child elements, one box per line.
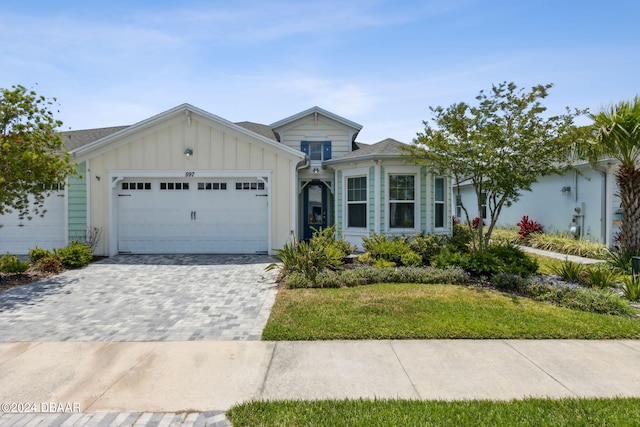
<box><xmin>0</xmin><ymin>269</ymin><xmax>57</xmax><ymax>293</ymax></box>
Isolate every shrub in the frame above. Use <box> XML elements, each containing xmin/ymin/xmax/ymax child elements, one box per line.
<box><xmin>54</xmin><ymin>242</ymin><xmax>93</xmax><ymax>269</ymax></box>
<box><xmin>491</xmin><ymin>272</ymin><xmax>529</xmax><ymax>292</ymax></box>
<box><xmin>585</xmin><ymin>264</ymin><xmax>619</xmax><ymax>289</ymax></box>
<box><xmin>409</xmin><ymin>233</ymin><xmax>445</xmax><ymax>264</ymax></box>
<box><xmin>433</xmin><ymin>244</ymin><xmax>537</xmax><ymax>278</ymax></box>
<box><xmin>548</xmin><ymin>259</ymin><xmax>584</xmax><ymax>282</ymax></box>
<box><xmin>373</xmin><ymin>258</ymin><xmax>396</xmax><ymax>268</ymax></box>
<box><xmin>36</xmin><ymin>255</ymin><xmax>62</xmax><ymax>274</ymax></box>
<box><xmin>357</xmin><ymin>252</ymin><xmax>374</xmax><ymax>265</ymax></box>
<box><xmin>361</xmin><ymin>233</ymin><xmax>410</xmax><ymax>264</ymax></box>
<box><xmin>517</xmin><ymin>215</ymin><xmax>543</xmax><ymax>239</ymax></box>
<box><xmin>400</xmin><ymin>251</ymin><xmax>422</xmax><ymax>267</ymax></box>
<box><xmin>621</xmin><ymin>275</ymin><xmax>640</xmax><ymax>302</ymax></box>
<box><xmin>605</xmin><ymin>249</ymin><xmax>639</xmax><ymax>275</ymax></box>
<box><xmin>524</xmin><ymin>279</ymin><xmax>635</xmax><ymax>316</ymax></box>
<box><xmin>310</xmin><ymin>225</ymin><xmax>355</xmax><ymax>268</ymax></box>
<box><xmin>528</xmin><ymin>233</ymin><xmax>607</xmax><ymax>259</ymax></box>
<box><xmin>267</xmin><ymin>240</ymin><xmax>328</xmax><ymax>285</ymax></box>
<box><xmin>28</xmin><ymin>247</ymin><xmax>52</xmax><ymax>264</ymax></box>
<box><xmin>283</xmin><ymin>271</ymin><xmax>312</xmax><ymax>288</ymax></box>
<box><xmin>449</xmin><ymin>224</ymin><xmax>472</xmax><ymax>252</ymax></box>
<box><xmin>490</xmin><ymin>228</ymin><xmax>520</xmax><ymax>245</ymax></box>
<box><xmin>0</xmin><ymin>253</ymin><xmax>29</xmax><ymax>273</ymax></box>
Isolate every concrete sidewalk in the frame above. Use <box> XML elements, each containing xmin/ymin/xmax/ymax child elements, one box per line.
<box><xmin>2</xmin><ymin>340</ymin><xmax>640</xmax><ymax>416</ymax></box>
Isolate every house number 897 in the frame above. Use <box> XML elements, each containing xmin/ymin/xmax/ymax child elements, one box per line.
<box><xmin>185</xmin><ymin>172</ymin><xmax>195</xmax><ymax>177</ymax></box>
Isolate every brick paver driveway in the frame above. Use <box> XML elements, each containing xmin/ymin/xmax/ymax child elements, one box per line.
<box><xmin>0</xmin><ymin>254</ymin><xmax>278</xmax><ymax>341</ymax></box>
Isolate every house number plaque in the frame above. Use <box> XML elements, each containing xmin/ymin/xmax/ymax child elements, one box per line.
<box><xmin>185</xmin><ymin>171</ymin><xmax>195</xmax><ymax>177</ymax></box>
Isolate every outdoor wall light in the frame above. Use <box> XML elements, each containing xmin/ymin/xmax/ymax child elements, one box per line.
<box><xmin>561</xmin><ymin>186</ymin><xmax>571</xmax><ymax>193</ymax></box>
<box><xmin>184</xmin><ymin>148</ymin><xmax>194</xmax><ymax>159</ymax></box>
<box><xmin>313</xmin><ymin>167</ymin><xmax>319</xmax><ymax>174</ymax></box>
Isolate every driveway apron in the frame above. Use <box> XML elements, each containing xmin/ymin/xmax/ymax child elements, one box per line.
<box><xmin>0</xmin><ymin>254</ymin><xmax>278</xmax><ymax>342</ymax></box>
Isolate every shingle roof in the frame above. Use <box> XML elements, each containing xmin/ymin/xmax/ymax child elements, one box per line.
<box><xmin>235</xmin><ymin>121</ymin><xmax>279</xmax><ymax>142</ymax></box>
<box><xmin>326</xmin><ymin>138</ymin><xmax>407</xmax><ymax>164</ymax></box>
<box><xmin>61</xmin><ymin>126</ymin><xmax>130</xmax><ymax>151</ymax></box>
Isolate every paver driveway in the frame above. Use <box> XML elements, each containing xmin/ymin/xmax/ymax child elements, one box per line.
<box><xmin>0</xmin><ymin>254</ymin><xmax>278</xmax><ymax>341</ymax></box>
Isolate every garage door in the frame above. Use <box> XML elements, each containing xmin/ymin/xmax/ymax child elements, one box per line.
<box><xmin>117</xmin><ymin>178</ymin><xmax>268</xmax><ymax>253</ymax></box>
<box><xmin>0</xmin><ymin>192</ymin><xmax>66</xmax><ymax>254</ymax></box>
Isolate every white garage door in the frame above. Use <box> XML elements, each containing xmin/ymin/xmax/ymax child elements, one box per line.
<box><xmin>0</xmin><ymin>192</ymin><xmax>66</xmax><ymax>254</ymax></box>
<box><xmin>117</xmin><ymin>178</ymin><xmax>268</xmax><ymax>254</ymax></box>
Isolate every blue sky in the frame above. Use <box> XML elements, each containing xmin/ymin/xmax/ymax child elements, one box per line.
<box><xmin>2</xmin><ymin>0</ymin><xmax>638</xmax><ymax>144</ymax></box>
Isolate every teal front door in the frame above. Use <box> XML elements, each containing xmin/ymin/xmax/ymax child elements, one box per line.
<box><xmin>303</xmin><ymin>182</ymin><xmax>327</xmax><ymax>240</ymax></box>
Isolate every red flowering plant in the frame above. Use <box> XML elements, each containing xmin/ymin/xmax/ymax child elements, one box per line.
<box><xmin>517</xmin><ymin>215</ymin><xmax>543</xmax><ymax>239</ymax></box>
<box><xmin>471</xmin><ymin>217</ymin><xmax>481</xmax><ymax>229</ymax></box>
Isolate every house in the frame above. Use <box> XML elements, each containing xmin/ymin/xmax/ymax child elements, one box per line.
<box><xmin>455</xmin><ymin>159</ymin><xmax>622</xmax><ymax>248</ymax></box>
<box><xmin>0</xmin><ymin>104</ymin><xmax>452</xmax><ymax>256</ymax></box>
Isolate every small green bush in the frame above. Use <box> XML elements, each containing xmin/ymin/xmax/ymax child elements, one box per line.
<box><xmin>373</xmin><ymin>258</ymin><xmax>396</xmax><ymax>268</ymax></box>
<box><xmin>357</xmin><ymin>252</ymin><xmax>375</xmax><ymax>265</ymax></box>
<box><xmin>284</xmin><ymin>271</ymin><xmax>312</xmax><ymax>288</ymax></box>
<box><xmin>487</xmin><ymin>243</ymin><xmax>539</xmax><ymax>277</ymax></box>
<box><xmin>400</xmin><ymin>251</ymin><xmax>422</xmax><ymax>267</ymax></box>
<box><xmin>448</xmin><ymin>224</ymin><xmax>472</xmax><ymax>252</ymax></box>
<box><xmin>54</xmin><ymin>242</ymin><xmax>93</xmax><ymax>269</ymax></box>
<box><xmin>491</xmin><ymin>272</ymin><xmax>529</xmax><ymax>292</ymax></box>
<box><xmin>28</xmin><ymin>247</ymin><xmax>52</xmax><ymax>264</ymax></box>
<box><xmin>409</xmin><ymin>233</ymin><xmax>445</xmax><ymax>264</ymax></box>
<box><xmin>0</xmin><ymin>253</ymin><xmax>29</xmax><ymax>273</ymax></box>
<box><xmin>433</xmin><ymin>244</ymin><xmax>537</xmax><ymax>278</ymax></box>
<box><xmin>310</xmin><ymin>225</ymin><xmax>355</xmax><ymax>268</ymax></box>
<box><xmin>605</xmin><ymin>249</ymin><xmax>639</xmax><ymax>275</ymax></box>
<box><xmin>267</xmin><ymin>240</ymin><xmax>328</xmax><ymax>284</ymax></box>
<box><xmin>361</xmin><ymin>233</ymin><xmax>412</xmax><ymax>264</ymax></box>
<box><xmin>36</xmin><ymin>255</ymin><xmax>62</xmax><ymax>274</ymax></box>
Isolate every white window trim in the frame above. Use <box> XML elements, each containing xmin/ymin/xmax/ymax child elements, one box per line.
<box><xmin>345</xmin><ymin>174</ymin><xmax>368</xmax><ymax>229</ymax></box>
<box><xmin>385</xmin><ymin>166</ymin><xmax>420</xmax><ymax>233</ymax></box>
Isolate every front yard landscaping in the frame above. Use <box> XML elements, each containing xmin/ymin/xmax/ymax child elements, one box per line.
<box><xmin>263</xmin><ymin>225</ymin><xmax>640</xmax><ymax>341</ymax></box>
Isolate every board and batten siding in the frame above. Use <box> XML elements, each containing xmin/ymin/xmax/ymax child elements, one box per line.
<box><xmin>80</xmin><ymin>113</ymin><xmax>298</xmax><ymax>256</ymax></box>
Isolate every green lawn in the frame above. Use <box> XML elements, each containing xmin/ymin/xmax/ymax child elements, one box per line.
<box><xmin>262</xmin><ymin>283</ymin><xmax>640</xmax><ymax>340</ymax></box>
<box><xmin>227</xmin><ymin>398</ymin><xmax>640</xmax><ymax>427</ymax></box>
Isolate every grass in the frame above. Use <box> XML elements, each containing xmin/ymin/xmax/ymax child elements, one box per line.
<box><xmin>262</xmin><ymin>283</ymin><xmax>640</xmax><ymax>340</ymax></box>
<box><xmin>228</xmin><ymin>397</ymin><xmax>640</xmax><ymax>427</ymax></box>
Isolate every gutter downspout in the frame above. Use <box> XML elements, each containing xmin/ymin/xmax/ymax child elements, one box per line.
<box><xmin>593</xmin><ymin>162</ymin><xmax>612</xmax><ymax>246</ymax></box>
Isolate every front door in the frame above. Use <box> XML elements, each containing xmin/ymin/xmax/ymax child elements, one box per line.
<box><xmin>303</xmin><ymin>182</ymin><xmax>327</xmax><ymax>240</ymax></box>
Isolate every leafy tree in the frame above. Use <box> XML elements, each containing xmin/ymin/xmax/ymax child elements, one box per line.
<box><xmin>584</xmin><ymin>96</ymin><xmax>640</xmax><ymax>253</ymax></box>
<box><xmin>404</xmin><ymin>82</ymin><xmax>585</xmax><ymax>251</ymax></box>
<box><xmin>0</xmin><ymin>85</ymin><xmax>76</xmax><ymax>221</ymax></box>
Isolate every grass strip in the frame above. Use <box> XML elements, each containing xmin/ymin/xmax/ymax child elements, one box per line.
<box><xmin>262</xmin><ymin>284</ymin><xmax>640</xmax><ymax>340</ymax></box>
<box><xmin>228</xmin><ymin>397</ymin><xmax>640</xmax><ymax>427</ymax></box>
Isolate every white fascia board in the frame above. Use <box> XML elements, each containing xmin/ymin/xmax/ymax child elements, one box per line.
<box><xmin>270</xmin><ymin>106</ymin><xmax>363</xmax><ymax>132</ymax></box>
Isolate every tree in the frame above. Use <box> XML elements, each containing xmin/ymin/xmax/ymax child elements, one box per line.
<box><xmin>0</xmin><ymin>85</ymin><xmax>76</xmax><ymax>221</ymax></box>
<box><xmin>404</xmin><ymin>82</ymin><xmax>585</xmax><ymax>251</ymax></box>
<box><xmin>584</xmin><ymin>96</ymin><xmax>640</xmax><ymax>253</ymax></box>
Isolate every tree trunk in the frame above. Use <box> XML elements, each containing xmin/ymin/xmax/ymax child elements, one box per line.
<box><xmin>616</xmin><ymin>164</ymin><xmax>640</xmax><ymax>253</ymax></box>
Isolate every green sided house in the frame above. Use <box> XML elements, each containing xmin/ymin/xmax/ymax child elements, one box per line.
<box><xmin>0</xmin><ymin>104</ymin><xmax>452</xmax><ymax>256</ymax></box>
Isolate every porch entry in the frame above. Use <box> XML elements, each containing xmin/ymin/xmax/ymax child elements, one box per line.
<box><xmin>303</xmin><ymin>182</ymin><xmax>328</xmax><ymax>240</ymax></box>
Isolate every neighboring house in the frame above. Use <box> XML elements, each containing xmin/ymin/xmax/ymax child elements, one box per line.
<box><xmin>0</xmin><ymin>104</ymin><xmax>452</xmax><ymax>256</ymax></box>
<box><xmin>455</xmin><ymin>160</ymin><xmax>622</xmax><ymax>248</ymax></box>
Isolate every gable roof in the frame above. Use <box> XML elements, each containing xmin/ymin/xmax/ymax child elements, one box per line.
<box><xmin>235</xmin><ymin>121</ymin><xmax>279</xmax><ymax>141</ymax></box>
<box><xmin>270</xmin><ymin>106</ymin><xmax>363</xmax><ymax>142</ymax></box>
<box><xmin>70</xmin><ymin>103</ymin><xmax>305</xmax><ymax>161</ymax></box>
<box><xmin>325</xmin><ymin>138</ymin><xmax>408</xmax><ymax>165</ymax></box>
<box><xmin>61</xmin><ymin>126</ymin><xmax>130</xmax><ymax>151</ymax></box>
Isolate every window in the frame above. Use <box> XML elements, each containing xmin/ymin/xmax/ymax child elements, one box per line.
<box><xmin>347</xmin><ymin>176</ymin><xmax>367</xmax><ymax>228</ymax></box>
<box><xmin>235</xmin><ymin>182</ymin><xmax>265</xmax><ymax>190</ymax></box>
<box><xmin>480</xmin><ymin>192</ymin><xmax>487</xmax><ymax>219</ymax></box>
<box><xmin>434</xmin><ymin>177</ymin><xmax>445</xmax><ymax>228</ymax></box>
<box><xmin>455</xmin><ymin>194</ymin><xmax>462</xmax><ymax>219</ymax></box>
<box><xmin>389</xmin><ymin>174</ymin><xmax>415</xmax><ymax>228</ymax></box>
<box><xmin>122</xmin><ymin>182</ymin><xmax>151</xmax><ymax>190</ymax></box>
<box><xmin>197</xmin><ymin>182</ymin><xmax>227</xmax><ymax>190</ymax></box>
<box><xmin>160</xmin><ymin>182</ymin><xmax>189</xmax><ymax>190</ymax></box>
<box><xmin>301</xmin><ymin>141</ymin><xmax>332</xmax><ymax>161</ymax></box>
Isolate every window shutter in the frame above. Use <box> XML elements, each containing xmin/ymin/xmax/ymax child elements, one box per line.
<box><xmin>323</xmin><ymin>141</ymin><xmax>332</xmax><ymax>160</ymax></box>
<box><xmin>300</xmin><ymin>141</ymin><xmax>309</xmax><ymax>156</ymax></box>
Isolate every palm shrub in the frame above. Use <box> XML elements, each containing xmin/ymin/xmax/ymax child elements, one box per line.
<box><xmin>309</xmin><ymin>225</ymin><xmax>355</xmax><ymax>268</ymax></box>
<box><xmin>621</xmin><ymin>274</ymin><xmax>640</xmax><ymax>301</ymax></box>
<box><xmin>548</xmin><ymin>259</ymin><xmax>584</xmax><ymax>282</ymax></box>
<box><xmin>605</xmin><ymin>249</ymin><xmax>639</xmax><ymax>275</ymax></box>
<box><xmin>267</xmin><ymin>239</ymin><xmax>328</xmax><ymax>285</ymax></box>
<box><xmin>585</xmin><ymin>264</ymin><xmax>619</xmax><ymax>289</ymax></box>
